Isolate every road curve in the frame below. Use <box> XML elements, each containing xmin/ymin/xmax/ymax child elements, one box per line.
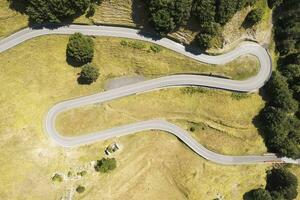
<box><xmin>1</xmin><ymin>25</ymin><xmax>299</xmax><ymax>165</ymax></box>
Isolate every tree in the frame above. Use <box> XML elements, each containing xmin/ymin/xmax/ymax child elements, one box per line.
<box><xmin>26</xmin><ymin>0</ymin><xmax>90</xmax><ymax>23</ymax></box>
<box><xmin>192</xmin><ymin>0</ymin><xmax>216</xmax><ymax>24</ymax></box>
<box><xmin>243</xmin><ymin>188</ymin><xmax>272</xmax><ymax>200</ymax></box>
<box><xmin>79</xmin><ymin>63</ymin><xmax>99</xmax><ymax>84</ymax></box>
<box><xmin>148</xmin><ymin>0</ymin><xmax>192</xmax><ymax>35</ymax></box>
<box><xmin>67</xmin><ymin>32</ymin><xmax>94</xmax><ymax>64</ymax></box>
<box><xmin>243</xmin><ymin>8</ymin><xmax>264</xmax><ymax>28</ymax></box>
<box><xmin>196</xmin><ymin>22</ymin><xmax>223</xmax><ymax>50</ymax></box>
<box><xmin>196</xmin><ymin>33</ymin><xmax>213</xmax><ymax>50</ymax></box>
<box><xmin>150</xmin><ymin>9</ymin><xmax>175</xmax><ymax>34</ymax></box>
<box><xmin>94</xmin><ymin>158</ymin><xmax>117</xmax><ymax>173</ymax></box>
<box><xmin>266</xmin><ymin>71</ymin><xmax>298</xmax><ymax>113</ymax></box>
<box><xmin>267</xmin><ymin>0</ymin><xmax>283</xmax><ymax>8</ymax></box>
<box><xmin>266</xmin><ymin>168</ymin><xmax>298</xmax><ymax>200</ymax></box>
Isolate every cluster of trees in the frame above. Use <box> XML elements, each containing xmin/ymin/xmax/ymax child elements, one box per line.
<box><xmin>243</xmin><ymin>168</ymin><xmax>298</xmax><ymax>200</ymax></box>
<box><xmin>259</xmin><ymin>0</ymin><xmax>300</xmax><ymax>159</ymax></box>
<box><xmin>147</xmin><ymin>0</ymin><xmax>193</xmax><ymax>35</ymax></box>
<box><xmin>67</xmin><ymin>33</ymin><xmax>99</xmax><ymax>84</ymax></box>
<box><xmin>9</xmin><ymin>0</ymin><xmax>101</xmax><ymax>23</ymax></box>
<box><xmin>147</xmin><ymin>0</ymin><xmax>258</xmax><ymax>50</ymax></box>
<box><xmin>94</xmin><ymin>157</ymin><xmax>117</xmax><ymax>173</ymax></box>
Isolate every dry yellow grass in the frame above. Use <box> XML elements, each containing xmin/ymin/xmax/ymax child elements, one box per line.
<box><xmin>0</xmin><ymin>0</ymin><xmax>28</xmax><ymax>39</ymax></box>
<box><xmin>56</xmin><ymin>88</ymin><xmax>267</xmax><ymax>156</ymax></box>
<box><xmin>0</xmin><ymin>35</ymin><xmax>274</xmax><ymax>199</ymax></box>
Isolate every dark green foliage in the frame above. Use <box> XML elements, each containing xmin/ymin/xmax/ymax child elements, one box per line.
<box><xmin>94</xmin><ymin>158</ymin><xmax>116</xmax><ymax>173</ymax></box>
<box><xmin>215</xmin><ymin>0</ymin><xmax>246</xmax><ymax>25</ymax></box>
<box><xmin>148</xmin><ymin>0</ymin><xmax>192</xmax><ymax>35</ymax></box>
<box><xmin>265</xmin><ymin>71</ymin><xmax>298</xmax><ymax>112</ymax></box>
<box><xmin>26</xmin><ymin>0</ymin><xmax>90</xmax><ymax>23</ymax></box>
<box><xmin>67</xmin><ymin>32</ymin><xmax>94</xmax><ymax>64</ymax></box>
<box><xmin>120</xmin><ymin>40</ymin><xmax>146</xmax><ymax>50</ymax></box>
<box><xmin>150</xmin><ymin>45</ymin><xmax>162</xmax><ymax>53</ymax></box>
<box><xmin>196</xmin><ymin>22</ymin><xmax>222</xmax><ymax>50</ymax></box>
<box><xmin>243</xmin><ymin>188</ymin><xmax>272</xmax><ymax>200</ymax></box>
<box><xmin>192</xmin><ymin>0</ymin><xmax>216</xmax><ymax>24</ymax></box>
<box><xmin>76</xmin><ymin>185</ymin><xmax>85</xmax><ymax>193</ymax></box>
<box><xmin>266</xmin><ymin>168</ymin><xmax>298</xmax><ymax>200</ymax></box>
<box><xmin>243</xmin><ymin>8</ymin><xmax>264</xmax><ymax>28</ymax></box>
<box><xmin>196</xmin><ymin>33</ymin><xmax>213</xmax><ymax>50</ymax></box>
<box><xmin>267</xmin><ymin>0</ymin><xmax>282</xmax><ymax>8</ymax></box>
<box><xmin>79</xmin><ymin>63</ymin><xmax>99</xmax><ymax>84</ymax></box>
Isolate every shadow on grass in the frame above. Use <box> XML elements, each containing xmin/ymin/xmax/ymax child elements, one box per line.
<box><xmin>7</xmin><ymin>0</ymin><xmax>27</xmax><ymax>14</ymax></box>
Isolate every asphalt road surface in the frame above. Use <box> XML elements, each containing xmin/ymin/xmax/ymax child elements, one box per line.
<box><xmin>1</xmin><ymin>25</ymin><xmax>299</xmax><ymax>165</ymax></box>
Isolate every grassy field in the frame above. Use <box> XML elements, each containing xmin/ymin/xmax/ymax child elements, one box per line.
<box><xmin>0</xmin><ymin>34</ymin><xmax>275</xmax><ymax>199</ymax></box>
<box><xmin>56</xmin><ymin>88</ymin><xmax>266</xmax><ymax>156</ymax></box>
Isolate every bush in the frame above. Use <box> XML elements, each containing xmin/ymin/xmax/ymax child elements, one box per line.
<box><xmin>150</xmin><ymin>45</ymin><xmax>162</xmax><ymax>53</ymax></box>
<box><xmin>231</xmin><ymin>92</ymin><xmax>249</xmax><ymax>100</ymax></box>
<box><xmin>243</xmin><ymin>188</ymin><xmax>272</xmax><ymax>200</ymax></box>
<box><xmin>94</xmin><ymin>158</ymin><xmax>117</xmax><ymax>173</ymax></box>
<box><xmin>76</xmin><ymin>185</ymin><xmax>85</xmax><ymax>193</ymax></box>
<box><xmin>26</xmin><ymin>0</ymin><xmax>90</xmax><ymax>23</ymax></box>
<box><xmin>243</xmin><ymin>9</ymin><xmax>264</xmax><ymax>28</ymax></box>
<box><xmin>79</xmin><ymin>63</ymin><xmax>100</xmax><ymax>84</ymax></box>
<box><xmin>52</xmin><ymin>173</ymin><xmax>63</xmax><ymax>182</ymax></box>
<box><xmin>120</xmin><ymin>40</ymin><xmax>146</xmax><ymax>50</ymax></box>
<box><xmin>67</xmin><ymin>33</ymin><xmax>94</xmax><ymax>65</ymax></box>
<box><xmin>266</xmin><ymin>168</ymin><xmax>298</xmax><ymax>200</ymax></box>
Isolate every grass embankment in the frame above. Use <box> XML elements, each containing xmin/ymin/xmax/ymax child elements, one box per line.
<box><xmin>0</xmin><ymin>35</ymin><xmax>269</xmax><ymax>199</ymax></box>
<box><xmin>56</xmin><ymin>88</ymin><xmax>266</xmax><ymax>156</ymax></box>
<box><xmin>0</xmin><ymin>0</ymin><xmax>28</xmax><ymax>39</ymax></box>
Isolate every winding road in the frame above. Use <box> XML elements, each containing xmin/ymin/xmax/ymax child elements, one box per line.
<box><xmin>1</xmin><ymin>25</ymin><xmax>299</xmax><ymax>165</ymax></box>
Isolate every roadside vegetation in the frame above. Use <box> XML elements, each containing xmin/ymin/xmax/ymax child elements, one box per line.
<box><xmin>244</xmin><ymin>167</ymin><xmax>298</xmax><ymax>200</ymax></box>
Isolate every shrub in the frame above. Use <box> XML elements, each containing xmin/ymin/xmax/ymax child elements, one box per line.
<box><xmin>76</xmin><ymin>185</ymin><xmax>85</xmax><ymax>193</ymax></box>
<box><xmin>120</xmin><ymin>40</ymin><xmax>146</xmax><ymax>50</ymax></box>
<box><xmin>67</xmin><ymin>33</ymin><xmax>94</xmax><ymax>64</ymax></box>
<box><xmin>150</xmin><ymin>45</ymin><xmax>162</xmax><ymax>53</ymax></box>
<box><xmin>79</xmin><ymin>63</ymin><xmax>100</xmax><ymax>84</ymax></box>
<box><xmin>243</xmin><ymin>9</ymin><xmax>264</xmax><ymax>28</ymax></box>
<box><xmin>52</xmin><ymin>173</ymin><xmax>63</xmax><ymax>182</ymax></box>
<box><xmin>231</xmin><ymin>92</ymin><xmax>249</xmax><ymax>100</ymax></box>
<box><xmin>94</xmin><ymin>158</ymin><xmax>117</xmax><ymax>173</ymax></box>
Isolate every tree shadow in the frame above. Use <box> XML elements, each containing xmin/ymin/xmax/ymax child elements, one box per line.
<box><xmin>77</xmin><ymin>76</ymin><xmax>92</xmax><ymax>85</ymax></box>
<box><xmin>131</xmin><ymin>0</ymin><xmax>148</xmax><ymax>29</ymax></box>
<box><xmin>7</xmin><ymin>0</ymin><xmax>27</xmax><ymax>14</ymax></box>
